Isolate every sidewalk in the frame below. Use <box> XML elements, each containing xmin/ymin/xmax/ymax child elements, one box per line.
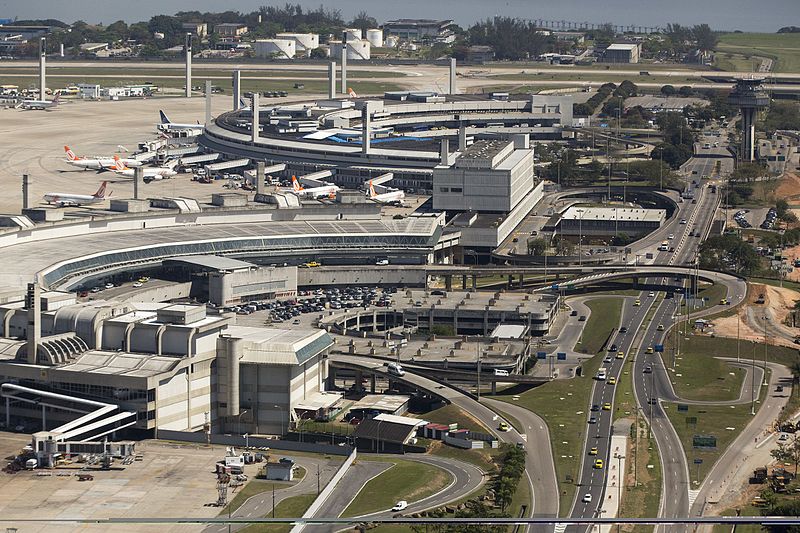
<box><xmin>595</xmin><ymin>426</ymin><xmax>628</xmax><ymax>532</ymax></box>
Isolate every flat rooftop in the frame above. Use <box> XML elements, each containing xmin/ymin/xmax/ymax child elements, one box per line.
<box><xmin>560</xmin><ymin>206</ymin><xmax>666</xmax><ymax>223</ymax></box>
<box><xmin>458</xmin><ymin>140</ymin><xmax>511</xmax><ymax>160</ymax></box>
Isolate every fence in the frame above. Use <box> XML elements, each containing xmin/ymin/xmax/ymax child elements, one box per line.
<box><xmin>156</xmin><ymin>429</ymin><xmax>353</xmax><ymax>456</ymax></box>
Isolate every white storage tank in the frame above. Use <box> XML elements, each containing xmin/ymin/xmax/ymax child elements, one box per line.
<box><xmin>384</xmin><ymin>35</ymin><xmax>399</xmax><ymax>48</ymax></box>
<box><xmin>276</xmin><ymin>33</ymin><xmax>320</xmax><ymax>56</ymax></box>
<box><xmin>366</xmin><ymin>29</ymin><xmax>383</xmax><ymax>48</ymax></box>
<box><xmin>253</xmin><ymin>39</ymin><xmax>296</xmax><ymax>59</ymax></box>
<box><xmin>330</xmin><ymin>39</ymin><xmax>371</xmax><ymax>61</ymax></box>
<box><xmin>344</xmin><ymin>28</ymin><xmax>362</xmax><ymax>41</ymax></box>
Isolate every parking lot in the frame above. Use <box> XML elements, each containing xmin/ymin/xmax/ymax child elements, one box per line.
<box><xmin>0</xmin><ymin>434</ymin><xmax>228</xmax><ymax>532</ymax></box>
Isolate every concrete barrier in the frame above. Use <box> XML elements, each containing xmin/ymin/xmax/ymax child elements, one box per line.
<box><xmin>289</xmin><ymin>447</ymin><xmax>358</xmax><ymax>533</ymax></box>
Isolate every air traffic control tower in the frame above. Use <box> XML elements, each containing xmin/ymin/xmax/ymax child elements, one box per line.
<box><xmin>728</xmin><ymin>77</ymin><xmax>769</xmax><ymax>162</ymax></box>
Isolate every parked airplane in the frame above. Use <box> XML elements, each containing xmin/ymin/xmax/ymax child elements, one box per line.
<box><xmin>291</xmin><ymin>176</ymin><xmax>339</xmax><ymax>199</ymax></box>
<box><xmin>157</xmin><ymin>110</ymin><xmax>202</xmax><ymax>133</ymax></box>
<box><xmin>367</xmin><ymin>180</ymin><xmax>405</xmax><ymax>206</ymax></box>
<box><xmin>112</xmin><ymin>156</ymin><xmax>177</xmax><ymax>180</ymax></box>
<box><xmin>43</xmin><ymin>181</ymin><xmax>110</xmax><ymax>207</ymax></box>
<box><xmin>64</xmin><ymin>146</ymin><xmax>143</xmax><ymax>170</ymax></box>
<box><xmin>348</xmin><ymin>87</ymin><xmax>358</xmax><ymax>98</ymax></box>
<box><xmin>17</xmin><ymin>93</ymin><xmax>60</xmax><ymax>110</ymax></box>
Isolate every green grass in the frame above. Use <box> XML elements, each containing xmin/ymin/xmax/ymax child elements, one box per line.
<box><xmin>716</xmin><ymin>32</ymin><xmax>800</xmax><ymax>73</ymax></box>
<box><xmin>238</xmin><ymin>493</ymin><xmax>318</xmax><ymax>533</ymax></box>
<box><xmin>219</xmin><ymin>479</ymin><xmax>293</xmax><ymax>517</ymax></box>
<box><xmin>508</xmin><ymin>472</ymin><xmax>532</xmax><ymax>519</ymax></box>
<box><xmin>660</xmin><ymin>336</ymin><xmax>746</xmax><ymax>402</ymax></box>
<box><xmin>664</xmin><ymin>370</ymin><xmax>768</xmax><ymax>484</ymax></box>
<box><xmin>695</xmin><ymin>282</ymin><xmax>729</xmax><ymax>310</ymax></box>
<box><xmin>495</xmin><ymin>351</ymin><xmax>606</xmax><ymax>516</ymax></box>
<box><xmin>714</xmin><ymin>52</ymin><xmax>762</xmax><ymax>73</ymax></box>
<box><xmin>424</xmin><ymin>438</ymin><xmax>502</xmax><ymax>471</ymax></box>
<box><xmin>750</xmin><ymin>276</ymin><xmax>800</xmax><ymax>293</ymax></box>
<box><xmin>341</xmin><ymin>459</ymin><xmax>451</xmax><ymax>517</ymax></box>
<box><xmin>618</xmin><ymin>430</ymin><xmax>662</xmax><ymax>528</ymax></box>
<box><xmin>415</xmin><ymin>403</ymin><xmax>492</xmax><ymax>433</ymax></box>
<box><xmin>578</xmin><ymin>297</ymin><xmax>624</xmax><ymax>354</ymax></box>
<box><xmin>0</xmin><ymin>66</ymin><xmax>405</xmax><ymax>78</ymax></box>
<box><xmin>665</xmin><ymin>335</ymin><xmax>800</xmax><ymax>368</ymax></box>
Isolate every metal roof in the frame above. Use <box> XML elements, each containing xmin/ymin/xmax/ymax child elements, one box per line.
<box><xmin>163</xmin><ymin>255</ymin><xmax>254</xmax><ymax>272</ymax></box>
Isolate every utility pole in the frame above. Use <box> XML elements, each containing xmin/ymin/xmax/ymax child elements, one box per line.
<box><xmin>763</xmin><ymin>316</ymin><xmax>769</xmax><ymax>386</ymax></box>
<box><xmin>751</xmin><ymin>341</ymin><xmax>757</xmax><ymax>415</ymax></box>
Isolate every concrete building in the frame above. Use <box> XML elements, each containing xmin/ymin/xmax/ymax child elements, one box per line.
<box><xmin>182</xmin><ymin>22</ymin><xmax>208</xmax><ymax>38</ymax></box>
<box><xmin>433</xmin><ymin>140</ymin><xmax>535</xmax><ymax>213</ymax></box>
<box><xmin>216</xmin><ymin>326</ymin><xmax>334</xmax><ymax>435</ymax></box>
<box><xmin>553</xmin><ymin>31</ymin><xmax>586</xmax><ymax>43</ymax></box>
<box><xmin>466</xmin><ymin>46</ymin><xmax>495</xmax><ymax>63</ymax></box>
<box><xmin>275</xmin><ymin>33</ymin><xmax>319</xmax><ymax>56</ymax></box>
<box><xmin>602</xmin><ymin>43</ymin><xmax>641</xmax><ymax>64</ymax></box>
<box><xmin>383</xmin><ymin>19</ymin><xmax>455</xmax><ymax>42</ymax></box>
<box><xmin>253</xmin><ymin>39</ymin><xmax>296</xmax><ymax>59</ymax></box>
<box><xmin>208</xmin><ymin>265</ymin><xmax>297</xmax><ymax>306</ymax></box>
<box><xmin>556</xmin><ymin>206</ymin><xmax>666</xmax><ymax>237</ymax></box>
<box><xmin>214</xmin><ymin>23</ymin><xmax>248</xmax><ymax>37</ymax></box>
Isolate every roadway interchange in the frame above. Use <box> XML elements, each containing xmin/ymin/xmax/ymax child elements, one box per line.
<box><xmin>566</xmin><ymin>144</ymin><xmax>745</xmax><ymax>529</ymax></box>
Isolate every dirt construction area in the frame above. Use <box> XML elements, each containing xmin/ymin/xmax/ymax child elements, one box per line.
<box><xmin>0</xmin><ymin>432</ymin><xmax>230</xmax><ymax>532</ymax></box>
<box><xmin>712</xmin><ymin>283</ymin><xmax>799</xmax><ymax>347</ymax></box>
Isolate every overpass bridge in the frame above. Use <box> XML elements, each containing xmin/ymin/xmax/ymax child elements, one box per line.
<box><xmin>328</xmin><ymin>354</ymin><xmax>548</xmax><ymax>396</ymax></box>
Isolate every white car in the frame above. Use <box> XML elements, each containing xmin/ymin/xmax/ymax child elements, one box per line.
<box><xmin>132</xmin><ymin>282</ymin><xmax>143</xmax><ymax>288</ymax></box>
<box><xmin>648</xmin><ymin>291</ymin><xmax>655</xmax><ymax>297</ymax></box>
<box><xmin>668</xmin><ymin>233</ymin><xmax>675</xmax><ymax>239</ymax></box>
<box><xmin>104</xmin><ymin>283</ymin><xmax>114</xmax><ymax>289</ymax></box>
<box><xmin>680</xmin><ymin>219</ymin><xmax>687</xmax><ymax>225</ymax></box>
<box><xmin>391</xmin><ymin>500</ymin><xmax>408</xmax><ymax>512</ymax></box>
<box><xmin>582</xmin><ymin>493</ymin><xmax>592</xmax><ymax>503</ymax></box>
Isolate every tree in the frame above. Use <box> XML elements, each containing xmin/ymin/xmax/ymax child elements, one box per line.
<box><xmin>660</xmin><ymin>84</ymin><xmax>677</xmax><ymax>96</ymax></box>
<box><xmin>763</xmin><ymin>102</ymin><xmax>800</xmax><ymax>132</ymax></box>
<box><xmin>692</xmin><ymin>24</ymin><xmax>718</xmax><ymax>52</ymax></box>
<box><xmin>527</xmin><ymin>238</ymin><xmax>548</xmax><ymax>256</ymax></box>
<box><xmin>350</xmin><ymin>11</ymin><xmax>377</xmax><ymax>35</ymax></box>
<box><xmin>467</xmin><ymin>17</ymin><xmax>553</xmax><ymax>60</ymax></box>
<box><xmin>678</xmin><ymin>85</ymin><xmax>694</xmax><ymax>97</ymax></box>
<box><xmin>789</xmin><ymin>358</ymin><xmax>800</xmax><ymax>397</ymax></box>
<box><xmin>771</xmin><ymin>433</ymin><xmax>800</xmax><ymax>473</ymax></box>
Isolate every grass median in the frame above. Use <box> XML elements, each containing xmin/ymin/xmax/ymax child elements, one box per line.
<box><xmin>659</xmin><ymin>338</ymin><xmax>746</xmax><ymax>402</ymax></box>
<box><xmin>341</xmin><ymin>458</ymin><xmax>451</xmax><ymax>517</ymax></box>
<box><xmin>578</xmin><ymin>297</ymin><xmax>624</xmax><ymax>354</ymax></box>
<box><xmin>239</xmin><ymin>493</ymin><xmax>318</xmax><ymax>533</ymax></box>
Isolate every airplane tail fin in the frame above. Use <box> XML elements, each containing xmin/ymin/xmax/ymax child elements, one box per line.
<box><xmin>348</xmin><ymin>87</ymin><xmax>358</xmax><ymax>98</ymax></box>
<box><xmin>52</xmin><ymin>94</ymin><xmax>60</xmax><ymax>105</ymax></box>
<box><xmin>64</xmin><ymin>145</ymin><xmax>79</xmax><ymax>161</ymax></box>
<box><xmin>93</xmin><ymin>181</ymin><xmax>109</xmax><ymax>199</ymax></box>
<box><xmin>112</xmin><ymin>155</ymin><xmax>127</xmax><ymax>171</ymax></box>
<box><xmin>159</xmin><ymin>110</ymin><xmax>170</xmax><ymax>124</ymax></box>
<box><xmin>292</xmin><ymin>176</ymin><xmax>302</xmax><ymax>192</ymax></box>
<box><xmin>369</xmin><ymin>180</ymin><xmax>376</xmax><ymax>198</ymax></box>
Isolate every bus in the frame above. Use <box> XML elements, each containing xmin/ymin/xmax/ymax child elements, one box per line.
<box><xmin>658</xmin><ymin>240</ymin><xmax>669</xmax><ymax>251</ymax></box>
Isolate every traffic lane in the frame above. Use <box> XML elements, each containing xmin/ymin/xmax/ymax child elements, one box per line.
<box><xmin>569</xmin><ymin>297</ymin><xmax>653</xmax><ymax>520</ymax></box>
<box><xmin>484</xmin><ymin>398</ymin><xmax>559</xmax><ymax>519</ymax></box>
<box><xmin>304</xmin><ymin>460</ymin><xmax>393</xmax><ymax>533</ymax></box>
<box><xmin>203</xmin><ymin>456</ymin><xmax>340</xmax><ymax>533</ymax></box>
<box><xmin>353</xmin><ymin>455</ymin><xmax>486</xmax><ymax>520</ymax></box>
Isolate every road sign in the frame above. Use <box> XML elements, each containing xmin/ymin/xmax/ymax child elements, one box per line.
<box><xmin>678</xmin><ymin>404</ymin><xmax>689</xmax><ymax>412</ymax></box>
<box><xmin>693</xmin><ymin>458</ymin><xmax>703</xmax><ymax>464</ymax></box>
<box><xmin>537</xmin><ymin>351</ymin><xmax>547</xmax><ymax>359</ymax></box>
<box><xmin>693</xmin><ymin>435</ymin><xmax>717</xmax><ymax>449</ymax></box>
<box><xmin>551</xmin><ymin>284</ymin><xmax>560</xmax><ymax>291</ymax></box>
<box><xmin>557</xmin><ymin>352</ymin><xmax>567</xmax><ymax>360</ymax></box>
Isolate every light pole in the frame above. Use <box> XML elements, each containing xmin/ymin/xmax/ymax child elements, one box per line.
<box><xmin>763</xmin><ymin>316</ymin><xmax>769</xmax><ymax>386</ymax></box>
<box><xmin>615</xmin><ymin>453</ymin><xmax>625</xmax><ymax>504</ymax></box>
<box><xmin>736</xmin><ymin>309</ymin><xmax>741</xmax><ymax>362</ymax></box>
<box><xmin>272</xmin><ymin>404</ymin><xmax>285</xmax><ymax>436</ymax></box>
<box><xmin>243</xmin><ymin>432</ymin><xmax>249</xmax><ymax>449</ymax></box>
<box><xmin>577</xmin><ymin>208</ymin><xmax>585</xmax><ymax>266</ymax></box>
<box><xmin>751</xmin><ymin>341</ymin><xmax>756</xmax><ymax>416</ymax></box>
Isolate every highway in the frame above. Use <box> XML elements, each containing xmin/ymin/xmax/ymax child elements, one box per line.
<box><xmin>327</xmin><ymin>353</ymin><xmax>560</xmax><ymax>523</ymax></box>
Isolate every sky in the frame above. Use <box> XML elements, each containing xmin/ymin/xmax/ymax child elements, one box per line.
<box><xmin>0</xmin><ymin>0</ymin><xmax>796</xmax><ymax>32</ymax></box>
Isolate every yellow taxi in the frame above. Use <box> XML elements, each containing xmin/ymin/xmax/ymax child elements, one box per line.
<box><xmin>633</xmin><ymin>299</ymin><xmax>641</xmax><ymax>306</ymax></box>
<box><xmin>616</xmin><ymin>351</ymin><xmax>624</xmax><ymax>359</ymax></box>
<box><xmin>594</xmin><ymin>459</ymin><xmax>604</xmax><ymax>469</ymax></box>
<box><xmin>646</xmin><ymin>346</ymin><xmax>654</xmax><ymax>354</ymax></box>
<box><xmin>607</xmin><ymin>377</ymin><xmax>616</xmax><ymax>385</ymax></box>
<box><xmin>589</xmin><ymin>447</ymin><xmax>598</xmax><ymax>455</ymax></box>
<box><xmin>498</xmin><ymin>422</ymin><xmax>509</xmax><ymax>432</ymax></box>
<box><xmin>602</xmin><ymin>403</ymin><xmax>612</xmax><ymax>411</ymax></box>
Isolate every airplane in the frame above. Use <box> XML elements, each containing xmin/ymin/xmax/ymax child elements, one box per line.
<box><xmin>348</xmin><ymin>87</ymin><xmax>358</xmax><ymax>98</ymax></box>
<box><xmin>157</xmin><ymin>110</ymin><xmax>202</xmax><ymax>133</ymax></box>
<box><xmin>64</xmin><ymin>146</ymin><xmax>143</xmax><ymax>170</ymax></box>
<box><xmin>43</xmin><ymin>181</ymin><xmax>110</xmax><ymax>207</ymax></box>
<box><xmin>367</xmin><ymin>180</ymin><xmax>405</xmax><ymax>206</ymax></box>
<box><xmin>291</xmin><ymin>175</ymin><xmax>340</xmax><ymax>199</ymax></box>
<box><xmin>17</xmin><ymin>93</ymin><xmax>60</xmax><ymax>110</ymax></box>
<box><xmin>111</xmin><ymin>156</ymin><xmax>177</xmax><ymax>181</ymax></box>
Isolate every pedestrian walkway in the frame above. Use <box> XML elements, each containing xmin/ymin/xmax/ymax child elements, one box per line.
<box><xmin>595</xmin><ymin>433</ymin><xmax>627</xmax><ymax>533</ymax></box>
